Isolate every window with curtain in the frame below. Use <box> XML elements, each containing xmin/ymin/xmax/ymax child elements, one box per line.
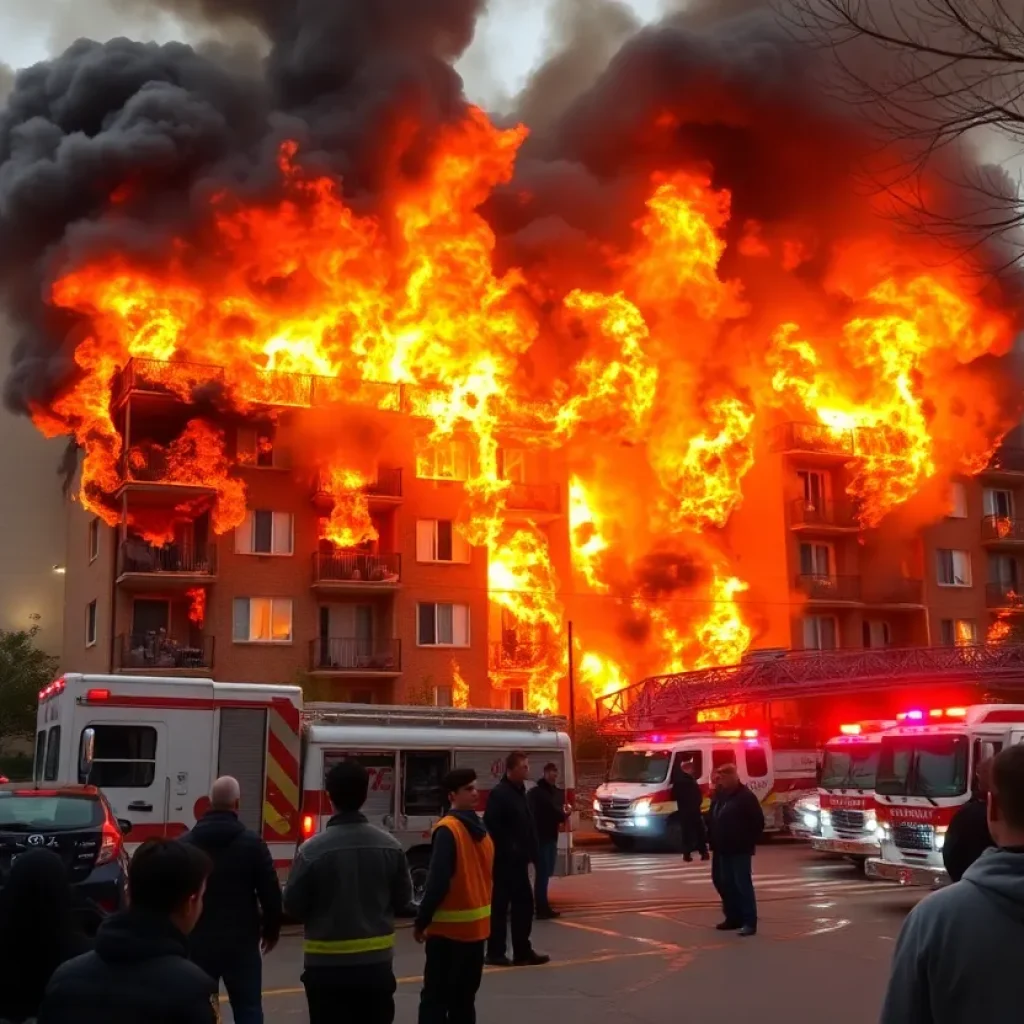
<box><xmin>417</xmin><ymin>603</ymin><xmax>470</xmax><ymax>646</ymax></box>
<box><xmin>233</xmin><ymin>598</ymin><xmax>293</xmax><ymax>642</ymax></box>
<box><xmin>415</xmin><ymin>520</ymin><xmax>471</xmax><ymax>563</ymax></box>
<box><xmin>235</xmin><ymin>511</ymin><xmax>293</xmax><ymax>555</ymax></box>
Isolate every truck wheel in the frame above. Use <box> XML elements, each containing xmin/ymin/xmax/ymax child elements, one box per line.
<box><xmin>849</xmin><ymin>856</ymin><xmax>868</xmax><ymax>875</ymax></box>
<box><xmin>665</xmin><ymin>814</ymin><xmax>685</xmax><ymax>853</ymax></box>
<box><xmin>611</xmin><ymin>835</ymin><xmax>635</xmax><ymax>852</ymax></box>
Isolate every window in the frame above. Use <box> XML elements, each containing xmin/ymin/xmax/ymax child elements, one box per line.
<box><xmin>402</xmin><ymin>752</ymin><xmax>450</xmax><ymax>816</ymax></box>
<box><xmin>745</xmin><ymin>746</ymin><xmax>769</xmax><ymax>779</ymax></box>
<box><xmin>803</xmin><ymin>615</ymin><xmax>838</xmax><ymax>650</ymax></box>
<box><xmin>233</xmin><ymin>597</ymin><xmax>294</xmax><ymax>643</ymax></box>
<box><xmin>88</xmin><ymin>518</ymin><xmax>99</xmax><ymax>562</ymax></box>
<box><xmin>34</xmin><ymin>731</ymin><xmax>46</xmax><ymax>783</ymax></box>
<box><xmin>988</xmin><ymin>554</ymin><xmax>1019</xmax><ymax>589</ymax></box>
<box><xmin>433</xmin><ymin>685</ymin><xmax>454</xmax><ymax>707</ymax></box>
<box><xmin>81</xmin><ymin>725</ymin><xmax>157</xmax><ymax>787</ymax></box>
<box><xmin>415</xmin><ymin>437</ymin><xmax>470</xmax><ymax>481</ymax></box>
<box><xmin>797</xmin><ymin>470</ymin><xmax>827</xmax><ymax>510</ymax></box>
<box><xmin>416</xmin><ymin>520</ymin><xmax>471</xmax><ymax>563</ymax></box>
<box><xmin>799</xmin><ymin>542</ymin><xmax>831</xmax><ymax>576</ymax></box>
<box><xmin>44</xmin><ymin>726</ymin><xmax>61</xmax><ymax>782</ymax></box>
<box><xmin>508</xmin><ymin>687</ymin><xmax>525</xmax><ymax>712</ymax></box>
<box><xmin>984</xmin><ymin>488</ymin><xmax>1014</xmax><ymax>518</ymax></box>
<box><xmin>711</xmin><ymin>748</ymin><xmax>736</xmax><ymax>773</ymax></box>
<box><xmin>948</xmin><ymin>481</ymin><xmax>968</xmax><ymax>518</ymax></box>
<box><xmin>237</xmin><ymin>426</ymin><xmax>284</xmax><ymax>468</ymax></box>
<box><xmin>936</xmin><ymin>549</ymin><xmax>972</xmax><ymax>587</ymax></box>
<box><xmin>863</xmin><ymin>620</ymin><xmax>891</xmax><ymax>649</ymax></box>
<box><xmin>940</xmin><ymin>619</ymin><xmax>978</xmax><ymax>646</ymax></box>
<box><xmin>235</xmin><ymin>511</ymin><xmax>294</xmax><ymax>555</ymax></box>
<box><xmin>417</xmin><ymin>603</ymin><xmax>471</xmax><ymax>647</ymax></box>
<box><xmin>85</xmin><ymin>601</ymin><xmax>97</xmax><ymax>648</ymax></box>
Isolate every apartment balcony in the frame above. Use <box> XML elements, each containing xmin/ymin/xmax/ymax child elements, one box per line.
<box><xmin>115</xmin><ymin>633</ymin><xmax>214</xmax><ymax>674</ymax></box>
<box><xmin>862</xmin><ymin>577</ymin><xmax>926</xmax><ymax>607</ymax></box>
<box><xmin>981</xmin><ymin>515</ymin><xmax>1024</xmax><ymax>546</ymax></box>
<box><xmin>983</xmin><ymin>446</ymin><xmax>1024</xmax><ymax>477</ymax></box>
<box><xmin>770</xmin><ymin>422</ymin><xmax>858</xmax><ymax>459</ymax></box>
<box><xmin>309</xmin><ymin>638</ymin><xmax>402</xmax><ymax>677</ymax></box>
<box><xmin>504</xmin><ymin>482</ymin><xmax>562</xmax><ymax>523</ymax></box>
<box><xmin>489</xmin><ymin>641</ymin><xmax>559</xmax><ymax>673</ymax></box>
<box><xmin>116</xmin><ymin>447</ymin><xmax>217</xmax><ymax>498</ymax></box>
<box><xmin>311</xmin><ymin>469</ymin><xmax>403</xmax><ymax>514</ymax></box>
<box><xmin>985</xmin><ymin>582</ymin><xmax>1024</xmax><ymax>610</ymax></box>
<box><xmin>311</xmin><ymin>552</ymin><xmax>402</xmax><ymax>593</ymax></box>
<box><xmin>795</xmin><ymin>573</ymin><xmax>863</xmax><ymax>603</ymax></box>
<box><xmin>116</xmin><ymin>541</ymin><xmax>217</xmax><ymax>589</ymax></box>
<box><xmin>789</xmin><ymin>498</ymin><xmax>860</xmax><ymax>533</ymax></box>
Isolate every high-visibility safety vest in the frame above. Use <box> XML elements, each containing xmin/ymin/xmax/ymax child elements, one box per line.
<box><xmin>427</xmin><ymin>814</ymin><xmax>495</xmax><ymax>942</ymax></box>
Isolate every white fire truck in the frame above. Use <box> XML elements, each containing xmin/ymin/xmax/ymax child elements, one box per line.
<box><xmin>866</xmin><ymin>704</ymin><xmax>1024</xmax><ymax>887</ymax></box>
<box><xmin>35</xmin><ymin>673</ymin><xmax>589</xmax><ymax>897</ymax></box>
<box><xmin>810</xmin><ymin>721</ymin><xmax>896</xmax><ymax>866</ymax></box>
<box><xmin>592</xmin><ymin>728</ymin><xmax>818</xmax><ymax>850</ymax></box>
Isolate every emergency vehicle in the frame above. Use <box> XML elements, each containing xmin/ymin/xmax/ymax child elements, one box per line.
<box><xmin>866</xmin><ymin>704</ymin><xmax>1024</xmax><ymax>887</ymax></box>
<box><xmin>810</xmin><ymin>721</ymin><xmax>896</xmax><ymax>866</ymax></box>
<box><xmin>591</xmin><ymin>729</ymin><xmax>818</xmax><ymax>850</ymax></box>
<box><xmin>35</xmin><ymin>674</ymin><xmax>589</xmax><ymax>898</ymax></box>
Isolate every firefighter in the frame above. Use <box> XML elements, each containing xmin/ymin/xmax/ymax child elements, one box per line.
<box><xmin>671</xmin><ymin>756</ymin><xmax>708</xmax><ymax>862</ymax></box>
<box><xmin>414</xmin><ymin>768</ymin><xmax>494</xmax><ymax>1024</ymax></box>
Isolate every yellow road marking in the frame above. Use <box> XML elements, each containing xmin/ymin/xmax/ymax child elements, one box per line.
<box><xmin>552</xmin><ymin>917</ymin><xmax>681</xmax><ymax>952</ymax></box>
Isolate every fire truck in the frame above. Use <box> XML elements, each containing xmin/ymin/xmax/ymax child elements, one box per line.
<box><xmin>866</xmin><ymin>704</ymin><xmax>1024</xmax><ymax>887</ymax></box>
<box><xmin>35</xmin><ymin>673</ymin><xmax>589</xmax><ymax>898</ymax></box>
<box><xmin>592</xmin><ymin>729</ymin><xmax>818</xmax><ymax>850</ymax></box>
<box><xmin>810</xmin><ymin>720</ymin><xmax>896</xmax><ymax>866</ymax></box>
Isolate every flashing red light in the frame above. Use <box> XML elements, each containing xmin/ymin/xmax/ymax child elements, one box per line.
<box><xmin>945</xmin><ymin>707</ymin><xmax>968</xmax><ymax>718</ymax></box>
<box><xmin>716</xmin><ymin>730</ymin><xmax>741</xmax><ymax>738</ymax></box>
<box><xmin>929</xmin><ymin>709</ymin><xmax>944</xmax><ymax>718</ymax></box>
<box><xmin>301</xmin><ymin>814</ymin><xmax>315</xmax><ymax>840</ymax></box>
<box><xmin>742</xmin><ymin>729</ymin><xmax>759</xmax><ymax>739</ymax></box>
<box><xmin>898</xmin><ymin>710</ymin><xmax>925</xmax><ymax>721</ymax></box>
<box><xmin>85</xmin><ymin>689</ymin><xmax>111</xmax><ymax>702</ymax></box>
<box><xmin>840</xmin><ymin>724</ymin><xmax>862</xmax><ymax>736</ymax></box>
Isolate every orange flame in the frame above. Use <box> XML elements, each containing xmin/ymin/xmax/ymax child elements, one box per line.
<box><xmin>186</xmin><ymin>587</ymin><xmax>206</xmax><ymax>628</ymax></box>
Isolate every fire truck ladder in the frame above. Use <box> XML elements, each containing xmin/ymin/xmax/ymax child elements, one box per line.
<box><xmin>595</xmin><ymin>644</ymin><xmax>1024</xmax><ymax>735</ymax></box>
<box><xmin>304</xmin><ymin>702</ymin><xmax>569</xmax><ymax>733</ymax></box>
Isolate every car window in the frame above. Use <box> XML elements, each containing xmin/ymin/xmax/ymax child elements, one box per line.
<box><xmin>44</xmin><ymin>726</ymin><xmax>61</xmax><ymax>782</ymax></box>
<box><xmin>0</xmin><ymin>793</ymin><xmax>104</xmax><ymax>830</ymax></box>
<box><xmin>711</xmin><ymin>748</ymin><xmax>735</xmax><ymax>773</ymax></box>
<box><xmin>745</xmin><ymin>746</ymin><xmax>769</xmax><ymax>779</ymax></box>
<box><xmin>34</xmin><ymin>731</ymin><xmax>46</xmax><ymax>782</ymax></box>
<box><xmin>83</xmin><ymin>725</ymin><xmax>157</xmax><ymax>788</ymax></box>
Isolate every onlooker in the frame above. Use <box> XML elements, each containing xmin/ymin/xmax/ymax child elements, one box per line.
<box><xmin>484</xmin><ymin>751</ymin><xmax>549</xmax><ymax>967</ymax></box>
<box><xmin>943</xmin><ymin>758</ymin><xmax>995</xmax><ymax>883</ymax></box>
<box><xmin>527</xmin><ymin>762</ymin><xmax>571</xmax><ymax>918</ymax></box>
<box><xmin>39</xmin><ymin>838</ymin><xmax>216</xmax><ymax>1024</ymax></box>
<box><xmin>880</xmin><ymin>744</ymin><xmax>1024</xmax><ymax>1023</ymax></box>
<box><xmin>181</xmin><ymin>775</ymin><xmax>283</xmax><ymax>1024</ymax></box>
<box><xmin>284</xmin><ymin>758</ymin><xmax>413</xmax><ymax>1024</ymax></box>
<box><xmin>671</xmin><ymin>757</ymin><xmax>708</xmax><ymax>862</ymax></box>
<box><xmin>414</xmin><ymin>768</ymin><xmax>494</xmax><ymax>1024</ymax></box>
<box><xmin>707</xmin><ymin>764</ymin><xmax>764</xmax><ymax>937</ymax></box>
<box><xmin>0</xmin><ymin>849</ymin><xmax>91</xmax><ymax>1023</ymax></box>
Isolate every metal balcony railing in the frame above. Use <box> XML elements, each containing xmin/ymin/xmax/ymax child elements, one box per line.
<box><xmin>986</xmin><ymin>583</ymin><xmax>1024</xmax><ymax>609</ymax></box>
<box><xmin>770</xmin><ymin>422</ymin><xmax>857</xmax><ymax>456</ymax></box>
<box><xmin>312</xmin><ymin>552</ymin><xmax>402</xmax><ymax>585</ymax></box>
<box><xmin>489</xmin><ymin>641</ymin><xmax>558</xmax><ymax>672</ymax></box>
<box><xmin>312</xmin><ymin>468</ymin><xmax>403</xmax><ymax>503</ymax></box>
<box><xmin>789</xmin><ymin>498</ymin><xmax>859</xmax><ymax>529</ymax></box>
<box><xmin>116</xmin><ymin>633</ymin><xmax>214</xmax><ymax>671</ymax></box>
<box><xmin>862</xmin><ymin>578</ymin><xmax>924</xmax><ymax>605</ymax></box>
<box><xmin>310</xmin><ymin>638</ymin><xmax>401</xmax><ymax>673</ymax></box>
<box><xmin>506</xmin><ymin>482</ymin><xmax>561</xmax><ymax>514</ymax></box>
<box><xmin>982</xmin><ymin>515</ymin><xmax>1024</xmax><ymax>543</ymax></box>
<box><xmin>986</xmin><ymin>446</ymin><xmax>1024</xmax><ymax>473</ymax></box>
<box><xmin>795</xmin><ymin>573</ymin><xmax>862</xmax><ymax>601</ymax></box>
<box><xmin>117</xmin><ymin>541</ymin><xmax>217</xmax><ymax>577</ymax></box>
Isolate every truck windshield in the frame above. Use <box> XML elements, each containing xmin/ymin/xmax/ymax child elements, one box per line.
<box><xmin>876</xmin><ymin>735</ymin><xmax>969</xmax><ymax>799</ymax></box>
<box><xmin>820</xmin><ymin>744</ymin><xmax>879</xmax><ymax>791</ymax></box>
<box><xmin>608</xmin><ymin>750</ymin><xmax>672</xmax><ymax>784</ymax></box>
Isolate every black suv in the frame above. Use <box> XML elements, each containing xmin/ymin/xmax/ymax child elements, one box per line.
<box><xmin>0</xmin><ymin>784</ymin><xmax>131</xmax><ymax>932</ymax></box>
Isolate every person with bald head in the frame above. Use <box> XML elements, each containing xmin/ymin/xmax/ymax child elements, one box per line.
<box><xmin>181</xmin><ymin>776</ymin><xmax>283</xmax><ymax>1024</ymax></box>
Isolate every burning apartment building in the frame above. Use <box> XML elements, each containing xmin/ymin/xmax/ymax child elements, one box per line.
<box><xmin>2</xmin><ymin>0</ymin><xmax>1024</xmax><ymax>713</ymax></box>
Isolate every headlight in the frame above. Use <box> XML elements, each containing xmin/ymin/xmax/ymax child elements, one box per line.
<box><xmin>935</xmin><ymin>826</ymin><xmax>947</xmax><ymax>851</ymax></box>
<box><xmin>633</xmin><ymin>798</ymin><xmax>652</xmax><ymax>816</ymax></box>
<box><xmin>593</xmin><ymin>799</ymin><xmax>601</xmax><ymax>812</ymax></box>
<box><xmin>865</xmin><ymin>814</ymin><xmax>877</xmax><ymax>832</ymax></box>
<box><xmin>820</xmin><ymin>810</ymin><xmax>832</xmax><ymax>825</ymax></box>
<box><xmin>802</xmin><ymin>813</ymin><xmax>819</xmax><ymax>829</ymax></box>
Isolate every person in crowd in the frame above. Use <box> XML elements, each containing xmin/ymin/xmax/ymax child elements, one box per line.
<box><xmin>284</xmin><ymin>758</ymin><xmax>413</xmax><ymax>1024</ymax></box>
<box><xmin>0</xmin><ymin>849</ymin><xmax>91</xmax><ymax>1024</ymax></box>
<box><xmin>943</xmin><ymin>757</ymin><xmax>995</xmax><ymax>883</ymax></box>
<box><xmin>707</xmin><ymin>764</ymin><xmax>764</xmax><ymax>937</ymax></box>
<box><xmin>414</xmin><ymin>768</ymin><xmax>494</xmax><ymax>1024</ymax></box>
<box><xmin>671</xmin><ymin>756</ymin><xmax>708</xmax><ymax>862</ymax></box>
<box><xmin>181</xmin><ymin>775</ymin><xmax>283</xmax><ymax>1024</ymax></box>
<box><xmin>484</xmin><ymin>751</ymin><xmax>549</xmax><ymax>967</ymax></box>
<box><xmin>527</xmin><ymin>762</ymin><xmax>572</xmax><ymax>918</ymax></box>
<box><xmin>39</xmin><ymin>838</ymin><xmax>216</xmax><ymax>1024</ymax></box>
<box><xmin>880</xmin><ymin>744</ymin><xmax>1024</xmax><ymax>1023</ymax></box>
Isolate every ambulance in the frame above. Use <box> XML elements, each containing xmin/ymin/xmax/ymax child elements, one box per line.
<box><xmin>34</xmin><ymin>673</ymin><xmax>589</xmax><ymax>900</ymax></box>
<box><xmin>811</xmin><ymin>720</ymin><xmax>896</xmax><ymax>866</ymax></box>
<box><xmin>591</xmin><ymin>728</ymin><xmax>818</xmax><ymax>851</ymax></box>
<box><xmin>866</xmin><ymin>704</ymin><xmax>1024</xmax><ymax>887</ymax></box>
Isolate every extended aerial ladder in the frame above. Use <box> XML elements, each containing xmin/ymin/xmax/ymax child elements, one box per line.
<box><xmin>595</xmin><ymin>644</ymin><xmax>1024</xmax><ymax>736</ymax></box>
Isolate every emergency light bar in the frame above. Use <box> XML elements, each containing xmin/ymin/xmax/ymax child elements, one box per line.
<box><xmin>897</xmin><ymin>707</ymin><xmax>967</xmax><ymax>721</ymax></box>
<box><xmin>38</xmin><ymin>678</ymin><xmax>66</xmax><ymax>701</ymax></box>
<box><xmin>839</xmin><ymin>724</ymin><xmax>862</xmax><ymax>735</ymax></box>
<box><xmin>715</xmin><ymin>729</ymin><xmax>759</xmax><ymax>739</ymax></box>
<box><xmin>84</xmin><ymin>689</ymin><xmax>111</xmax><ymax>703</ymax></box>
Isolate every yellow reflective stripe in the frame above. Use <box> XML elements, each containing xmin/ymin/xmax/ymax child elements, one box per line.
<box><xmin>433</xmin><ymin>905</ymin><xmax>491</xmax><ymax>924</ymax></box>
<box><xmin>303</xmin><ymin>934</ymin><xmax>396</xmax><ymax>954</ymax></box>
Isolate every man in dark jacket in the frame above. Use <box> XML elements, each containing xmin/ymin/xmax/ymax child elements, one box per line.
<box><xmin>707</xmin><ymin>764</ymin><xmax>764</xmax><ymax>937</ymax></box>
<box><xmin>671</xmin><ymin>757</ymin><xmax>708</xmax><ymax>862</ymax></box>
<box><xmin>181</xmin><ymin>775</ymin><xmax>283</xmax><ymax>1024</ymax></box>
<box><xmin>39</xmin><ymin>837</ymin><xmax>216</xmax><ymax>1024</ymax></box>
<box><xmin>881</xmin><ymin>745</ymin><xmax>1024</xmax><ymax>1023</ymax></box>
<box><xmin>527</xmin><ymin>762</ymin><xmax>571</xmax><ymax>918</ymax></box>
<box><xmin>943</xmin><ymin>758</ymin><xmax>995</xmax><ymax>883</ymax></box>
<box><xmin>483</xmin><ymin>751</ymin><xmax>549</xmax><ymax>967</ymax></box>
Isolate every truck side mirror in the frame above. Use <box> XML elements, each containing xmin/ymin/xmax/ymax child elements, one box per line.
<box><xmin>79</xmin><ymin>728</ymin><xmax>95</xmax><ymax>784</ymax></box>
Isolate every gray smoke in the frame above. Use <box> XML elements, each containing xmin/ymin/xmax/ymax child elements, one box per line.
<box><xmin>0</xmin><ymin>65</ymin><xmax>13</xmax><ymax>105</ymax></box>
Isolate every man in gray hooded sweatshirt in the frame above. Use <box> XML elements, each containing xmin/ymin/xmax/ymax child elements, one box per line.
<box><xmin>880</xmin><ymin>744</ymin><xmax>1024</xmax><ymax>1023</ymax></box>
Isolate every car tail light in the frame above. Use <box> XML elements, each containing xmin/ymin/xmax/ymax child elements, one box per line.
<box><xmin>85</xmin><ymin>689</ymin><xmax>111</xmax><ymax>702</ymax></box>
<box><xmin>301</xmin><ymin>814</ymin><xmax>315</xmax><ymax>840</ymax></box>
<box><xmin>96</xmin><ymin>818</ymin><xmax>123</xmax><ymax>866</ymax></box>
